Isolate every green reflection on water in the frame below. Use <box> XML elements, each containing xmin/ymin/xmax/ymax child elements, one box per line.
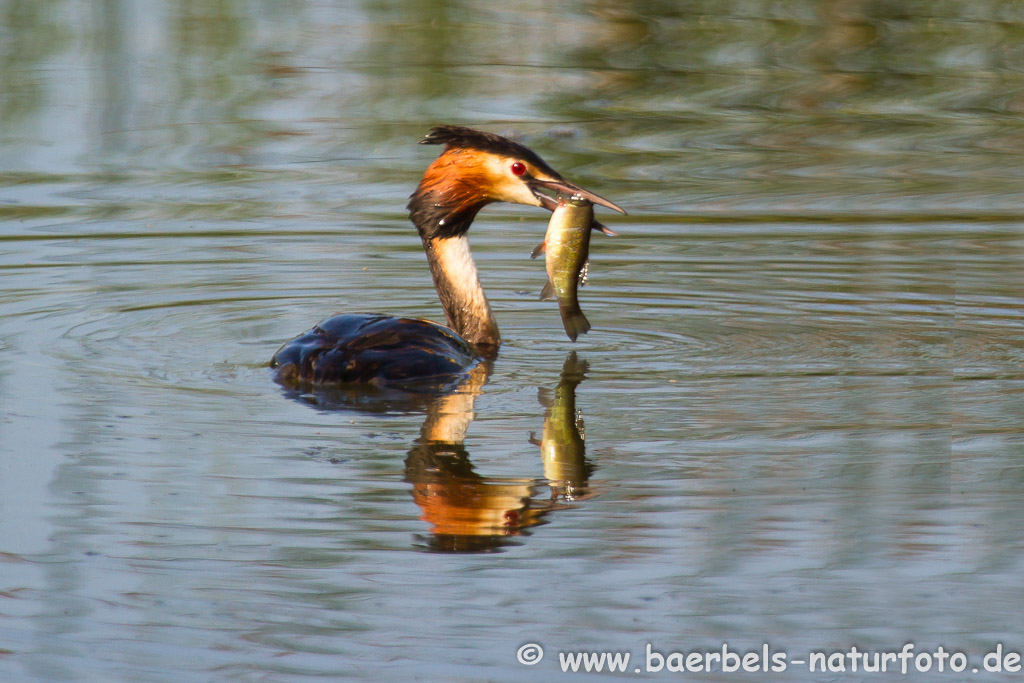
<box><xmin>1</xmin><ymin>0</ymin><xmax>1021</xmax><ymax>209</ymax></box>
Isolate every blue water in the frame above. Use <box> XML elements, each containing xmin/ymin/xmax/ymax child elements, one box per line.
<box><xmin>2</xmin><ymin>1</ymin><xmax>1023</xmax><ymax>681</ymax></box>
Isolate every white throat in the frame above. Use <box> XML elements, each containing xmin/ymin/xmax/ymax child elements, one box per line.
<box><xmin>423</xmin><ymin>235</ymin><xmax>501</xmax><ymax>349</ymax></box>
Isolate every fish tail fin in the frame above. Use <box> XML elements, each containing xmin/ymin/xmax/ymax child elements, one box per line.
<box><xmin>559</xmin><ymin>303</ymin><xmax>591</xmax><ymax>342</ymax></box>
<box><xmin>540</xmin><ymin>280</ymin><xmax>556</xmax><ymax>301</ymax></box>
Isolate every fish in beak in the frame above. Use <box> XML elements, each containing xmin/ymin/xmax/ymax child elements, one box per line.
<box><xmin>527</xmin><ymin>175</ymin><xmax>627</xmax><ymax>216</ymax></box>
<box><xmin>534</xmin><ymin>192</ymin><xmax>618</xmax><ymax>236</ymax></box>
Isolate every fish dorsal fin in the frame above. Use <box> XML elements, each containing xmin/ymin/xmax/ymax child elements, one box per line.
<box><xmin>536</xmin><ymin>387</ymin><xmax>554</xmax><ymax>409</ymax></box>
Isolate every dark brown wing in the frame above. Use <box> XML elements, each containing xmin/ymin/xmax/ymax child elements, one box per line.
<box><xmin>271</xmin><ymin>314</ymin><xmax>481</xmax><ymax>389</ymax></box>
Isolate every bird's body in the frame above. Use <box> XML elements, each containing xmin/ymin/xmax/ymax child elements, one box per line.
<box><xmin>271</xmin><ymin>314</ymin><xmax>479</xmax><ymax>389</ymax></box>
<box><xmin>270</xmin><ymin>125</ymin><xmax>624</xmax><ymax>389</ymax></box>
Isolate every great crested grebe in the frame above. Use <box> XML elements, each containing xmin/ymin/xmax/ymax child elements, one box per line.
<box><xmin>270</xmin><ymin>125</ymin><xmax>624</xmax><ymax>388</ymax></box>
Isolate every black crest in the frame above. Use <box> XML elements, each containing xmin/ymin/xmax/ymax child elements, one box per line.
<box><xmin>420</xmin><ymin>125</ymin><xmax>560</xmax><ymax>179</ymax></box>
<box><xmin>408</xmin><ymin>125</ymin><xmax>562</xmax><ymax>240</ymax></box>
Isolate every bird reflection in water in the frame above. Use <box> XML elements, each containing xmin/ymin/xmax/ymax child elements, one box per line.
<box><xmin>408</xmin><ymin>352</ymin><xmax>594</xmax><ymax>552</ymax></box>
<box><xmin>277</xmin><ymin>352</ymin><xmax>595</xmax><ymax>553</ymax></box>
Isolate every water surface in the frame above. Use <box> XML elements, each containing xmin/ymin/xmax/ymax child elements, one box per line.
<box><xmin>2</xmin><ymin>1</ymin><xmax>1023</xmax><ymax>681</ymax></box>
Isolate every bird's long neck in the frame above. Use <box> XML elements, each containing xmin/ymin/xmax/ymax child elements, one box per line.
<box><xmin>422</xmin><ymin>234</ymin><xmax>500</xmax><ymax>351</ymax></box>
<box><xmin>408</xmin><ymin>151</ymin><xmax>502</xmax><ymax>351</ymax></box>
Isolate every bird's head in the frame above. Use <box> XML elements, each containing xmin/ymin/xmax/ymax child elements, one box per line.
<box><xmin>408</xmin><ymin>125</ymin><xmax>625</xmax><ymax>239</ymax></box>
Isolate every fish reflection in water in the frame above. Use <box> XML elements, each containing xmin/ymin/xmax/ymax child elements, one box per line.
<box><xmin>531</xmin><ymin>352</ymin><xmax>594</xmax><ymax>502</ymax></box>
<box><xmin>275</xmin><ymin>353</ymin><xmax>595</xmax><ymax>553</ymax></box>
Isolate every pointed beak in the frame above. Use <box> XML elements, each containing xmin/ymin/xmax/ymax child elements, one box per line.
<box><xmin>528</xmin><ymin>176</ymin><xmax>627</xmax><ymax>215</ymax></box>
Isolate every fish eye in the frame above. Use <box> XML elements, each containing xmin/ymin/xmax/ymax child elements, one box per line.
<box><xmin>510</xmin><ymin>162</ymin><xmax>526</xmax><ymax>176</ymax></box>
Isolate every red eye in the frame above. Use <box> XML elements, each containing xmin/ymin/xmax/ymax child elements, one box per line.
<box><xmin>510</xmin><ymin>162</ymin><xmax>526</xmax><ymax>176</ymax></box>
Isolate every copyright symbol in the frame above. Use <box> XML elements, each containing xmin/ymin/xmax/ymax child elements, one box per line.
<box><xmin>517</xmin><ymin>643</ymin><xmax>544</xmax><ymax>665</ymax></box>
